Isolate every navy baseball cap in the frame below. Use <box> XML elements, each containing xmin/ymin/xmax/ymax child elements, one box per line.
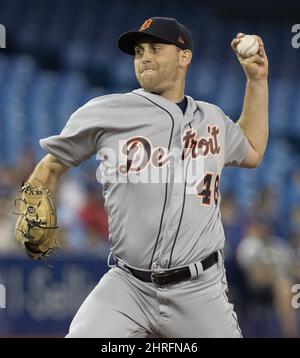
<box><xmin>117</xmin><ymin>17</ymin><xmax>193</xmax><ymax>55</ymax></box>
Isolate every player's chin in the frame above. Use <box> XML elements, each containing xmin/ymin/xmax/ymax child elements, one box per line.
<box><xmin>140</xmin><ymin>71</ymin><xmax>157</xmax><ymax>81</ymax></box>
<box><xmin>139</xmin><ymin>78</ymin><xmax>158</xmax><ymax>92</ymax></box>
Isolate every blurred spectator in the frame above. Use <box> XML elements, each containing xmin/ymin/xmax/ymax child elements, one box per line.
<box><xmin>55</xmin><ymin>169</ymin><xmax>109</xmax><ymax>256</ymax></box>
<box><xmin>287</xmin><ymin>169</ymin><xmax>300</xmax><ymax>209</ymax></box>
<box><xmin>0</xmin><ymin>197</ymin><xmax>19</xmax><ymax>252</ymax></box>
<box><xmin>220</xmin><ymin>191</ymin><xmax>244</xmax><ymax>257</ymax></box>
<box><xmin>0</xmin><ymin>165</ymin><xmax>20</xmax><ymax>252</ymax></box>
<box><xmin>245</xmin><ymin>186</ymin><xmax>283</xmax><ymax>236</ymax></box>
<box><xmin>78</xmin><ymin>186</ymin><xmax>109</xmax><ymax>256</ymax></box>
<box><xmin>237</xmin><ymin>219</ymin><xmax>299</xmax><ymax>337</ymax></box>
<box><xmin>56</xmin><ymin>175</ymin><xmax>87</xmax><ymax>250</ymax></box>
<box><xmin>289</xmin><ymin>229</ymin><xmax>300</xmax><ymax>281</ymax></box>
<box><xmin>289</xmin><ymin>206</ymin><xmax>300</xmax><ymax>237</ymax></box>
<box><xmin>0</xmin><ymin>166</ymin><xmax>15</xmax><ymax>199</ymax></box>
<box><xmin>14</xmin><ymin>148</ymin><xmax>36</xmax><ymax>186</ymax></box>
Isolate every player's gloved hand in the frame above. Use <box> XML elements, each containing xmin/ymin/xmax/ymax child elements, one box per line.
<box><xmin>14</xmin><ymin>180</ymin><xmax>59</xmax><ymax>260</ymax></box>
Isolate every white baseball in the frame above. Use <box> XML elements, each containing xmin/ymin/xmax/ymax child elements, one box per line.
<box><xmin>236</xmin><ymin>35</ymin><xmax>259</xmax><ymax>58</ymax></box>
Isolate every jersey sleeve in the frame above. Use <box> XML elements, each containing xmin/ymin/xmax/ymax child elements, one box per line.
<box><xmin>39</xmin><ymin>97</ymin><xmax>108</xmax><ymax>167</ymax></box>
<box><xmin>223</xmin><ymin>114</ymin><xmax>251</xmax><ymax>167</ymax></box>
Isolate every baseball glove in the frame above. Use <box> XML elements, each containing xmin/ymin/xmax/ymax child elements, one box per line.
<box><xmin>14</xmin><ymin>180</ymin><xmax>59</xmax><ymax>260</ymax></box>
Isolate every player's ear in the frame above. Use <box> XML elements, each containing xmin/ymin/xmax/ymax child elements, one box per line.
<box><xmin>179</xmin><ymin>49</ymin><xmax>192</xmax><ymax>69</ymax></box>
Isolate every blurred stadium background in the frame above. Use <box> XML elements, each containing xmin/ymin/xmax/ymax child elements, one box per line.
<box><xmin>0</xmin><ymin>0</ymin><xmax>300</xmax><ymax>337</ymax></box>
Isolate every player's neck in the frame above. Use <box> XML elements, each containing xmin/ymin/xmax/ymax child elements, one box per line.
<box><xmin>149</xmin><ymin>75</ymin><xmax>185</xmax><ymax>103</ymax></box>
<box><xmin>158</xmin><ymin>85</ymin><xmax>185</xmax><ymax>103</ymax></box>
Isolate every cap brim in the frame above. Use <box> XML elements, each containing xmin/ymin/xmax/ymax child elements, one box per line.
<box><xmin>117</xmin><ymin>31</ymin><xmax>172</xmax><ymax>55</ymax></box>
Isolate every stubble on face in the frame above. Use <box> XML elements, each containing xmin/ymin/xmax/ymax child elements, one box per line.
<box><xmin>134</xmin><ymin>44</ymin><xmax>180</xmax><ymax>95</ymax></box>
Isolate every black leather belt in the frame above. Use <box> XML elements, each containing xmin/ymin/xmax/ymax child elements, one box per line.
<box><xmin>116</xmin><ymin>251</ymin><xmax>219</xmax><ymax>286</ymax></box>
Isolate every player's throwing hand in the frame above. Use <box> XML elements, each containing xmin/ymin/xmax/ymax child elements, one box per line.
<box><xmin>231</xmin><ymin>33</ymin><xmax>269</xmax><ymax>81</ymax></box>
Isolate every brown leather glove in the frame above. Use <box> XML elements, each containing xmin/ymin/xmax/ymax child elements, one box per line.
<box><xmin>15</xmin><ymin>180</ymin><xmax>59</xmax><ymax>260</ymax></box>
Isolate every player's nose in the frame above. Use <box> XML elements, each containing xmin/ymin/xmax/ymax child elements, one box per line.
<box><xmin>141</xmin><ymin>58</ymin><xmax>153</xmax><ymax>66</ymax></box>
<box><xmin>140</xmin><ymin>48</ymin><xmax>154</xmax><ymax>61</ymax></box>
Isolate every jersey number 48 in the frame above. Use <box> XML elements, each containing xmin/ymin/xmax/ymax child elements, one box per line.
<box><xmin>197</xmin><ymin>172</ymin><xmax>220</xmax><ymax>206</ymax></box>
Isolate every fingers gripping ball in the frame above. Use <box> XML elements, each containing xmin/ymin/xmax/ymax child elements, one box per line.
<box><xmin>15</xmin><ymin>180</ymin><xmax>59</xmax><ymax>260</ymax></box>
<box><xmin>236</xmin><ymin>35</ymin><xmax>259</xmax><ymax>58</ymax></box>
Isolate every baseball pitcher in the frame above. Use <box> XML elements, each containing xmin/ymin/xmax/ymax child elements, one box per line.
<box><xmin>14</xmin><ymin>17</ymin><xmax>269</xmax><ymax>337</ymax></box>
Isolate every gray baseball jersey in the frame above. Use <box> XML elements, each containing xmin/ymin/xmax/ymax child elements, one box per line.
<box><xmin>40</xmin><ymin>88</ymin><xmax>249</xmax><ymax>269</ymax></box>
<box><xmin>40</xmin><ymin>88</ymin><xmax>249</xmax><ymax>337</ymax></box>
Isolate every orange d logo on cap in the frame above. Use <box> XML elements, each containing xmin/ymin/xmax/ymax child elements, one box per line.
<box><xmin>139</xmin><ymin>18</ymin><xmax>153</xmax><ymax>31</ymax></box>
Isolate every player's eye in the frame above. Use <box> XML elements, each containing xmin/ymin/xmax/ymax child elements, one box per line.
<box><xmin>135</xmin><ymin>48</ymin><xmax>143</xmax><ymax>55</ymax></box>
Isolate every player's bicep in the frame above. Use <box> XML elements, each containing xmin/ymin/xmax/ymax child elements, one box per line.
<box><xmin>239</xmin><ymin>145</ymin><xmax>262</xmax><ymax>168</ymax></box>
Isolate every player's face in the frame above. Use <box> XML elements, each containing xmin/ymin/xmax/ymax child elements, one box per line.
<box><xmin>134</xmin><ymin>41</ymin><xmax>182</xmax><ymax>95</ymax></box>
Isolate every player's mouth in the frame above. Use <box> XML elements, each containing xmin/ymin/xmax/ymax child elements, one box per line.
<box><xmin>141</xmin><ymin>68</ymin><xmax>156</xmax><ymax>73</ymax></box>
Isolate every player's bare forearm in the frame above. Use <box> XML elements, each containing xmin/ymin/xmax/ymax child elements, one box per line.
<box><xmin>28</xmin><ymin>154</ymin><xmax>70</xmax><ymax>192</ymax></box>
<box><xmin>238</xmin><ymin>78</ymin><xmax>269</xmax><ymax>158</ymax></box>
<box><xmin>231</xmin><ymin>33</ymin><xmax>269</xmax><ymax>165</ymax></box>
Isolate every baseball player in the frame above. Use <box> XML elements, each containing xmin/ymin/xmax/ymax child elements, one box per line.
<box><xmin>15</xmin><ymin>17</ymin><xmax>269</xmax><ymax>337</ymax></box>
